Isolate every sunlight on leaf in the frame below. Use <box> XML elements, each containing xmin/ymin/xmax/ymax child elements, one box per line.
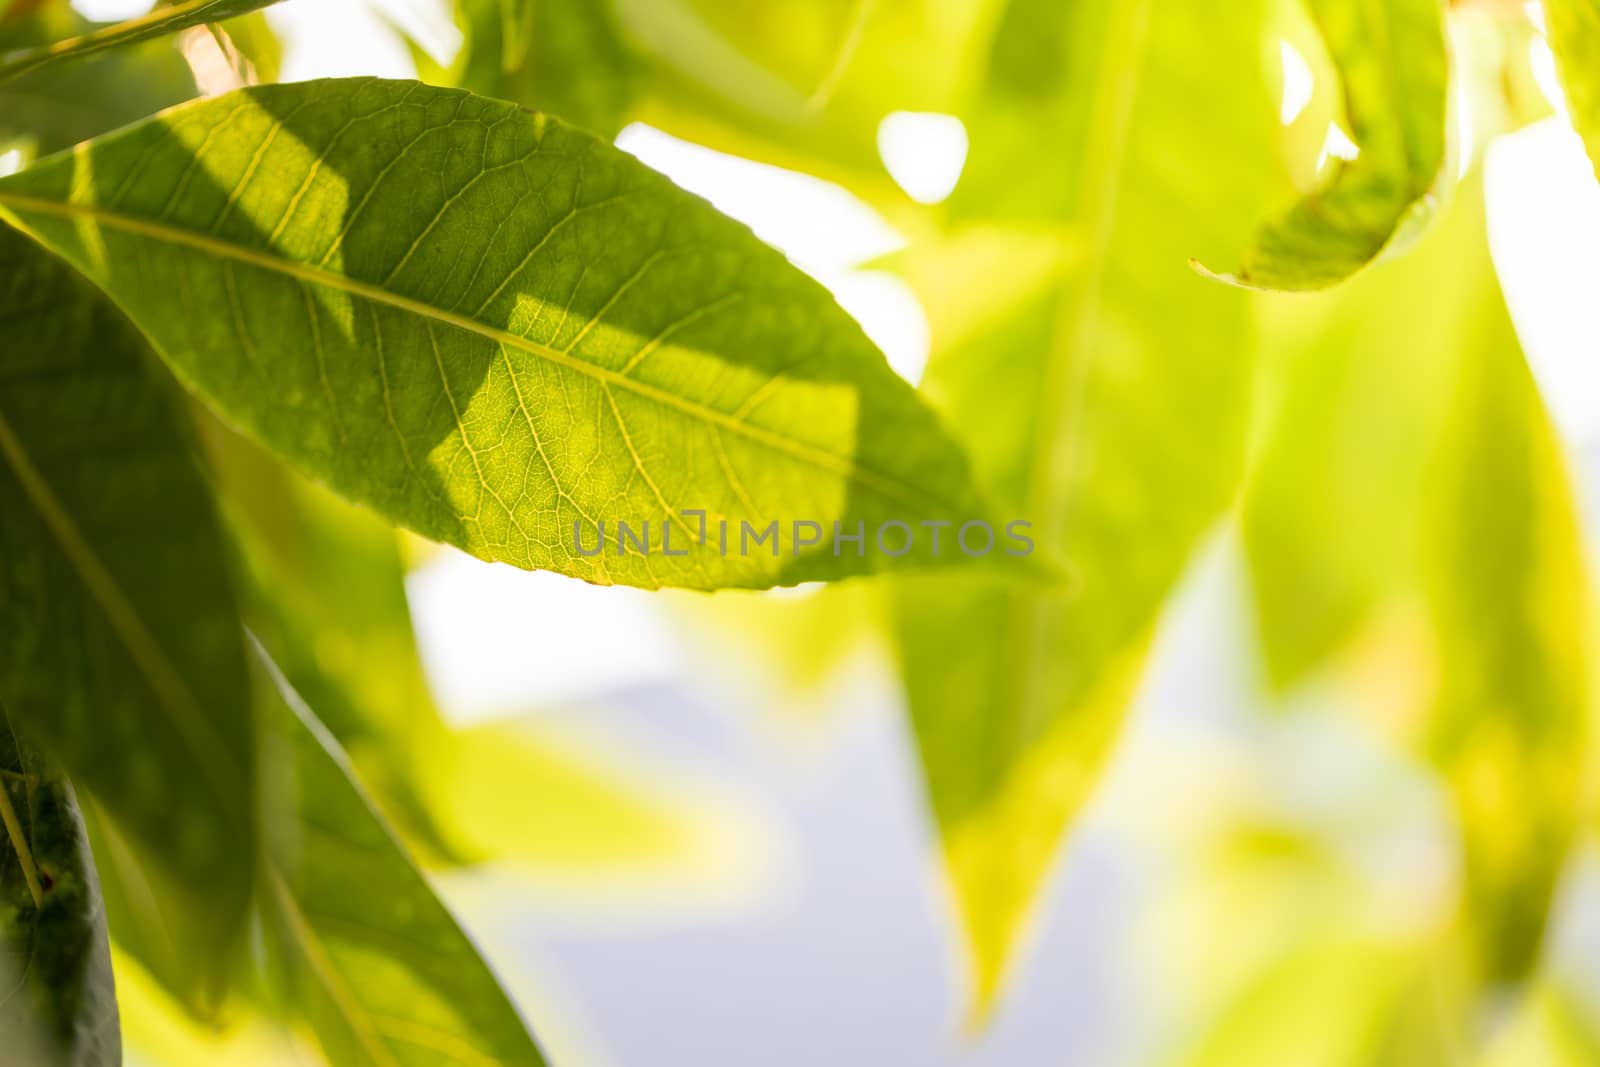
<box><xmin>893</xmin><ymin>0</ymin><xmax>1289</xmax><ymax>1016</ymax></box>
<box><xmin>1543</xmin><ymin>0</ymin><xmax>1600</xmax><ymax>182</ymax></box>
<box><xmin>1202</xmin><ymin>0</ymin><xmax>1450</xmax><ymax>290</ymax></box>
<box><xmin>0</xmin><ymin>78</ymin><xmax>1000</xmax><ymax>591</ymax></box>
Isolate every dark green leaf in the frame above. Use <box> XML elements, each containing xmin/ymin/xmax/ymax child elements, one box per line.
<box><xmin>0</xmin><ymin>713</ymin><xmax>119</xmax><ymax>1067</ymax></box>
<box><xmin>0</xmin><ymin>0</ymin><xmax>284</xmax><ymax>84</ymax></box>
<box><xmin>0</xmin><ymin>77</ymin><xmax>1002</xmax><ymax>591</ymax></box>
<box><xmin>1202</xmin><ymin>0</ymin><xmax>1450</xmax><ymax>290</ymax></box>
<box><xmin>254</xmin><ymin>642</ymin><xmax>549</xmax><ymax>1067</ymax></box>
<box><xmin>199</xmin><ymin>418</ymin><xmax>456</xmax><ymax>851</ymax></box>
<box><xmin>0</xmin><ymin>222</ymin><xmax>254</xmax><ymax>1011</ymax></box>
<box><xmin>0</xmin><ymin>4</ymin><xmax>198</xmax><ymax>156</ymax></box>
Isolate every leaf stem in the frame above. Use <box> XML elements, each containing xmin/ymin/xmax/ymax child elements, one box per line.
<box><xmin>0</xmin><ymin>775</ymin><xmax>42</xmax><ymax>908</ymax></box>
<box><xmin>0</xmin><ymin>0</ymin><xmax>282</xmax><ymax>85</ymax></box>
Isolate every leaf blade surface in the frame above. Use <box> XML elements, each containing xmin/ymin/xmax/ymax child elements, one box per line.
<box><xmin>255</xmin><ymin>644</ymin><xmax>549</xmax><ymax>1067</ymax></box>
<box><xmin>0</xmin><ymin>78</ymin><xmax>996</xmax><ymax>591</ymax></box>
<box><xmin>0</xmin><ymin>222</ymin><xmax>255</xmax><ymax>1010</ymax></box>
<box><xmin>1204</xmin><ymin>0</ymin><xmax>1450</xmax><ymax>290</ymax></box>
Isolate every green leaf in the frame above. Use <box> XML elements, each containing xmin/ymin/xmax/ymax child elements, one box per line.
<box><xmin>622</xmin><ymin>0</ymin><xmax>994</xmax><ymax>196</ymax></box>
<box><xmin>198</xmin><ymin>416</ymin><xmax>461</xmax><ymax>857</ymax></box>
<box><xmin>0</xmin><ymin>77</ymin><xmax>1000</xmax><ymax>591</ymax></box>
<box><xmin>1239</xmin><ymin>184</ymin><xmax>1479</xmax><ymax>687</ymax></box>
<box><xmin>420</xmin><ymin>0</ymin><xmax>993</xmax><ymax>195</ymax></box>
<box><xmin>0</xmin><ymin>713</ymin><xmax>120</xmax><ymax>1067</ymax></box>
<box><xmin>1201</xmin><ymin>0</ymin><xmax>1450</xmax><ymax>290</ymax></box>
<box><xmin>1169</xmin><ymin>939</ymin><xmax>1464</xmax><ymax>1067</ymax></box>
<box><xmin>1243</xmin><ymin>173</ymin><xmax>1589</xmax><ymax>985</ymax></box>
<box><xmin>0</xmin><ymin>222</ymin><xmax>255</xmax><ymax>1011</ymax></box>
<box><xmin>1481</xmin><ymin>984</ymin><xmax>1600</xmax><ymax>1067</ymax></box>
<box><xmin>253</xmin><ymin>642</ymin><xmax>549</xmax><ymax>1067</ymax></box>
<box><xmin>203</xmin><ymin>419</ymin><xmax>726</xmax><ymax>882</ymax></box>
<box><xmin>0</xmin><ymin>0</ymin><xmax>284</xmax><ymax>84</ymax></box>
<box><xmin>891</xmin><ymin>0</ymin><xmax>1287</xmax><ymax>1014</ymax></box>
<box><xmin>199</xmin><ymin>413</ymin><xmax>748</xmax><ymax>896</ymax></box>
<box><xmin>0</xmin><ymin>4</ymin><xmax>198</xmax><ymax>156</ymax></box>
<box><xmin>421</xmin><ymin>0</ymin><xmax>636</xmax><ymax>138</ymax></box>
<box><xmin>1420</xmin><ymin>183</ymin><xmax>1590</xmax><ymax>984</ymax></box>
<box><xmin>1543</xmin><ymin>0</ymin><xmax>1600</xmax><ymax>182</ymax></box>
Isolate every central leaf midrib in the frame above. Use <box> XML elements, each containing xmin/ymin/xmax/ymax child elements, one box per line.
<box><xmin>0</xmin><ymin>192</ymin><xmax>965</xmax><ymax>519</ymax></box>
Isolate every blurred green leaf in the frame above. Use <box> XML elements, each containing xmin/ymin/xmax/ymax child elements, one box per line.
<box><xmin>1240</xmin><ymin>184</ymin><xmax>1479</xmax><ymax>687</ymax></box>
<box><xmin>891</xmin><ymin>0</ymin><xmax>1286</xmax><ymax>1014</ymax></box>
<box><xmin>115</xmin><ymin>946</ymin><xmax>309</xmax><ymax>1067</ymax></box>
<box><xmin>433</xmin><ymin>717</ymin><xmax>723</xmax><ymax>876</ymax></box>
<box><xmin>0</xmin><ymin>223</ymin><xmax>254</xmax><ymax>1011</ymax></box>
<box><xmin>1421</xmin><ymin>186</ymin><xmax>1590</xmax><ymax>985</ymax></box>
<box><xmin>0</xmin><ymin>4</ymin><xmax>197</xmax><ymax>156</ymax></box>
<box><xmin>669</xmin><ymin>581</ymin><xmax>881</xmax><ymax>698</ymax></box>
<box><xmin>620</xmin><ymin>0</ymin><xmax>995</xmax><ymax>192</ymax></box>
<box><xmin>1170</xmin><ymin>939</ymin><xmax>1465</xmax><ymax>1067</ymax></box>
<box><xmin>0</xmin><ymin>0</ymin><xmax>283</xmax><ymax>84</ymax></box>
<box><xmin>1244</xmin><ymin>172</ymin><xmax>1589</xmax><ymax>987</ymax></box>
<box><xmin>421</xmin><ymin>0</ymin><xmax>636</xmax><ymax>137</ymax></box>
<box><xmin>254</xmin><ymin>644</ymin><xmax>549</xmax><ymax>1067</ymax></box>
<box><xmin>1543</xmin><ymin>0</ymin><xmax>1600</xmax><ymax>182</ymax></box>
<box><xmin>0</xmin><ymin>712</ymin><xmax>120</xmax><ymax>1066</ymax></box>
<box><xmin>1479</xmin><ymin>984</ymin><xmax>1600</xmax><ymax>1067</ymax></box>
<box><xmin>198</xmin><ymin>418</ymin><xmax>460</xmax><ymax>858</ymax></box>
<box><xmin>0</xmin><ymin>77</ymin><xmax>1000</xmax><ymax>591</ymax></box>
<box><xmin>204</xmin><ymin>420</ymin><xmax>721</xmax><ymax>882</ymax></box>
<box><xmin>1203</xmin><ymin>0</ymin><xmax>1450</xmax><ymax>290</ymax></box>
<box><xmin>214</xmin><ymin>11</ymin><xmax>282</xmax><ymax>85</ymax></box>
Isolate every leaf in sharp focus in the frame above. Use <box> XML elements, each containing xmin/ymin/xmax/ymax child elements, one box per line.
<box><xmin>0</xmin><ymin>77</ymin><xmax>1001</xmax><ymax>592</ymax></box>
<box><xmin>1420</xmin><ymin>178</ymin><xmax>1590</xmax><ymax>985</ymax></box>
<box><xmin>1201</xmin><ymin>0</ymin><xmax>1450</xmax><ymax>290</ymax></box>
<box><xmin>892</xmin><ymin>0</ymin><xmax>1287</xmax><ymax>1015</ymax></box>
<box><xmin>1543</xmin><ymin>0</ymin><xmax>1600</xmax><ymax>182</ymax></box>
<box><xmin>0</xmin><ymin>0</ymin><xmax>285</xmax><ymax>84</ymax></box>
<box><xmin>253</xmin><ymin>642</ymin><xmax>549</xmax><ymax>1067</ymax></box>
<box><xmin>0</xmin><ymin>715</ymin><xmax>120</xmax><ymax>1067</ymax></box>
<box><xmin>0</xmin><ymin>5</ymin><xmax>198</xmax><ymax>156</ymax></box>
<box><xmin>0</xmin><ymin>222</ymin><xmax>255</xmax><ymax>1012</ymax></box>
